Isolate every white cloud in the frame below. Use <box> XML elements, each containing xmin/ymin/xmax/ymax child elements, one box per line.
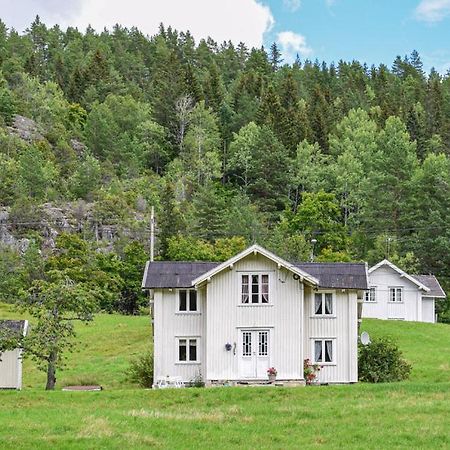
<box><xmin>325</xmin><ymin>0</ymin><xmax>336</xmax><ymax>6</ymax></box>
<box><xmin>283</xmin><ymin>0</ymin><xmax>301</xmax><ymax>12</ymax></box>
<box><xmin>277</xmin><ymin>31</ymin><xmax>312</xmax><ymax>63</ymax></box>
<box><xmin>58</xmin><ymin>0</ymin><xmax>274</xmax><ymax>48</ymax></box>
<box><xmin>415</xmin><ymin>0</ymin><xmax>450</xmax><ymax>22</ymax></box>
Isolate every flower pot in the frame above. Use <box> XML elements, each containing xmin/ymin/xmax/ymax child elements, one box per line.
<box><xmin>268</xmin><ymin>374</ymin><xmax>276</xmax><ymax>383</ymax></box>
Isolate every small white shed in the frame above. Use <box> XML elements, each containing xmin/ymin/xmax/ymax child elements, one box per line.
<box><xmin>0</xmin><ymin>320</ymin><xmax>28</xmax><ymax>390</ymax></box>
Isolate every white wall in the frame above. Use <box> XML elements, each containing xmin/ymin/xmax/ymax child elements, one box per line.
<box><xmin>303</xmin><ymin>287</ymin><xmax>358</xmax><ymax>383</ymax></box>
<box><xmin>153</xmin><ymin>287</ymin><xmax>206</xmax><ymax>383</ymax></box>
<box><xmin>0</xmin><ymin>348</ymin><xmax>22</xmax><ymax>389</ymax></box>
<box><xmin>363</xmin><ymin>266</ymin><xmax>423</xmax><ymax>321</ymax></box>
<box><xmin>421</xmin><ymin>297</ymin><xmax>435</xmax><ymax>323</ymax></box>
<box><xmin>205</xmin><ymin>253</ymin><xmax>304</xmax><ymax>382</ymax></box>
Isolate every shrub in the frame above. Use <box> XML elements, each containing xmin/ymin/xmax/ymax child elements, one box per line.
<box><xmin>190</xmin><ymin>371</ymin><xmax>205</xmax><ymax>388</ymax></box>
<box><xmin>126</xmin><ymin>352</ymin><xmax>154</xmax><ymax>388</ymax></box>
<box><xmin>358</xmin><ymin>337</ymin><xmax>412</xmax><ymax>383</ymax></box>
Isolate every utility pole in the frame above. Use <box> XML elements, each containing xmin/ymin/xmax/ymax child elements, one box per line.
<box><xmin>150</xmin><ymin>206</ymin><xmax>155</xmax><ymax>262</ymax></box>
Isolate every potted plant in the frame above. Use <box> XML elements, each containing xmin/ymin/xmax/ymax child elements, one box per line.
<box><xmin>267</xmin><ymin>367</ymin><xmax>277</xmax><ymax>383</ymax></box>
<box><xmin>304</xmin><ymin>359</ymin><xmax>322</xmax><ymax>385</ymax></box>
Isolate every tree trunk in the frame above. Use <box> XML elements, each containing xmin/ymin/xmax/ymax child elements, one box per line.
<box><xmin>46</xmin><ymin>350</ymin><xmax>57</xmax><ymax>390</ymax></box>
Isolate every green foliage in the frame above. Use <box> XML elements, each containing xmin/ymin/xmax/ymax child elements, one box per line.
<box><xmin>358</xmin><ymin>337</ymin><xmax>412</xmax><ymax>383</ymax></box>
<box><xmin>166</xmin><ymin>235</ymin><xmax>246</xmax><ymax>261</ymax></box>
<box><xmin>126</xmin><ymin>351</ymin><xmax>154</xmax><ymax>388</ymax></box>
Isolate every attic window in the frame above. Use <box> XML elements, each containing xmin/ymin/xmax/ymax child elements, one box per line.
<box><xmin>241</xmin><ymin>274</ymin><xmax>269</xmax><ymax>304</ymax></box>
<box><xmin>179</xmin><ymin>290</ymin><xmax>197</xmax><ymax>312</ymax></box>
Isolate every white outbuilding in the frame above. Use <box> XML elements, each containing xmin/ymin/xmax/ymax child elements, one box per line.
<box><xmin>0</xmin><ymin>320</ymin><xmax>28</xmax><ymax>390</ymax></box>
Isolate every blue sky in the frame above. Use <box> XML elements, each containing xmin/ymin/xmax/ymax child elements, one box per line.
<box><xmin>264</xmin><ymin>0</ymin><xmax>450</xmax><ymax>73</ymax></box>
<box><xmin>1</xmin><ymin>0</ymin><xmax>449</xmax><ymax>73</ymax></box>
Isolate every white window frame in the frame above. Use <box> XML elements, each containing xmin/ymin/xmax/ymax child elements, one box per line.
<box><xmin>311</xmin><ymin>338</ymin><xmax>335</xmax><ymax>365</ymax></box>
<box><xmin>312</xmin><ymin>291</ymin><xmax>335</xmax><ymax>317</ymax></box>
<box><xmin>364</xmin><ymin>287</ymin><xmax>377</xmax><ymax>302</ymax></box>
<box><xmin>176</xmin><ymin>337</ymin><xmax>200</xmax><ymax>364</ymax></box>
<box><xmin>388</xmin><ymin>287</ymin><xmax>403</xmax><ymax>303</ymax></box>
<box><xmin>240</xmin><ymin>273</ymin><xmax>270</xmax><ymax>305</ymax></box>
<box><xmin>177</xmin><ymin>289</ymin><xmax>199</xmax><ymax>313</ymax></box>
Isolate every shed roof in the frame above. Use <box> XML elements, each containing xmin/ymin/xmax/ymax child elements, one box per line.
<box><xmin>412</xmin><ymin>275</ymin><xmax>446</xmax><ymax>298</ymax></box>
<box><xmin>0</xmin><ymin>320</ymin><xmax>27</xmax><ymax>335</ymax></box>
<box><xmin>142</xmin><ymin>260</ymin><xmax>368</xmax><ymax>290</ymax></box>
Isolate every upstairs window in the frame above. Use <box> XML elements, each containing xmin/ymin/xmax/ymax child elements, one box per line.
<box><xmin>314</xmin><ymin>292</ymin><xmax>334</xmax><ymax>316</ymax></box>
<box><xmin>179</xmin><ymin>290</ymin><xmax>197</xmax><ymax>312</ymax></box>
<box><xmin>389</xmin><ymin>287</ymin><xmax>403</xmax><ymax>303</ymax></box>
<box><xmin>365</xmin><ymin>287</ymin><xmax>376</xmax><ymax>302</ymax></box>
<box><xmin>241</xmin><ymin>274</ymin><xmax>269</xmax><ymax>304</ymax></box>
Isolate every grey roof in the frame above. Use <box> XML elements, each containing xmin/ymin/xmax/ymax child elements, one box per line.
<box><xmin>143</xmin><ymin>261</ymin><xmax>367</xmax><ymax>290</ymax></box>
<box><xmin>412</xmin><ymin>275</ymin><xmax>446</xmax><ymax>298</ymax></box>
<box><xmin>0</xmin><ymin>320</ymin><xmax>26</xmax><ymax>335</ymax></box>
<box><xmin>143</xmin><ymin>261</ymin><xmax>220</xmax><ymax>288</ymax></box>
<box><xmin>294</xmin><ymin>262</ymin><xmax>368</xmax><ymax>290</ymax></box>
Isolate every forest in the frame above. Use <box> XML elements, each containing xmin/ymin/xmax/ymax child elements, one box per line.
<box><xmin>0</xmin><ymin>17</ymin><xmax>449</xmax><ymax>319</ymax></box>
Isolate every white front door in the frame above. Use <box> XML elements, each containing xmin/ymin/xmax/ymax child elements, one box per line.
<box><xmin>239</xmin><ymin>330</ymin><xmax>270</xmax><ymax>379</ymax></box>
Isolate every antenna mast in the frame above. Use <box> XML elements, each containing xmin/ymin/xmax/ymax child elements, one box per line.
<box><xmin>150</xmin><ymin>206</ymin><xmax>155</xmax><ymax>262</ymax></box>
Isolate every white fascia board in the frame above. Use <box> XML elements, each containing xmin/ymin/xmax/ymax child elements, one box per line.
<box><xmin>192</xmin><ymin>244</ymin><xmax>319</xmax><ymax>287</ymax></box>
<box><xmin>141</xmin><ymin>261</ymin><xmax>150</xmax><ymax>289</ymax></box>
<box><xmin>368</xmin><ymin>259</ymin><xmax>430</xmax><ymax>292</ymax></box>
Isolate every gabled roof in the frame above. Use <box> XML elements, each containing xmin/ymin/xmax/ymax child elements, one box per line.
<box><xmin>412</xmin><ymin>275</ymin><xmax>446</xmax><ymax>298</ymax></box>
<box><xmin>368</xmin><ymin>259</ymin><xmax>430</xmax><ymax>292</ymax></box>
<box><xmin>191</xmin><ymin>244</ymin><xmax>319</xmax><ymax>287</ymax></box>
<box><xmin>142</xmin><ymin>245</ymin><xmax>369</xmax><ymax>290</ymax></box>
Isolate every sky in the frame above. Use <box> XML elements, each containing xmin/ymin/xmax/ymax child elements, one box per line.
<box><xmin>1</xmin><ymin>0</ymin><xmax>449</xmax><ymax>73</ymax></box>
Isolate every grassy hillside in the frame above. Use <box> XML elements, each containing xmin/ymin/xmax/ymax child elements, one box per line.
<box><xmin>0</xmin><ymin>303</ymin><xmax>151</xmax><ymax>389</ymax></box>
<box><xmin>1</xmin><ymin>303</ymin><xmax>449</xmax><ymax>448</ymax></box>
<box><xmin>361</xmin><ymin>319</ymin><xmax>450</xmax><ymax>383</ymax></box>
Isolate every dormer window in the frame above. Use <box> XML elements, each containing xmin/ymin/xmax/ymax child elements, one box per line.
<box><xmin>179</xmin><ymin>290</ymin><xmax>197</xmax><ymax>312</ymax></box>
<box><xmin>241</xmin><ymin>274</ymin><xmax>269</xmax><ymax>304</ymax></box>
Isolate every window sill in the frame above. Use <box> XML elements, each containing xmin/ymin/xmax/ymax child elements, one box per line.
<box><xmin>175</xmin><ymin>312</ymin><xmax>202</xmax><ymax>315</ymax></box>
<box><xmin>238</xmin><ymin>304</ymin><xmax>273</xmax><ymax>307</ymax></box>
<box><xmin>387</xmin><ymin>301</ymin><xmax>404</xmax><ymax>304</ymax></box>
<box><xmin>175</xmin><ymin>362</ymin><xmax>201</xmax><ymax>365</ymax></box>
<box><xmin>313</xmin><ymin>362</ymin><xmax>336</xmax><ymax>366</ymax></box>
<box><xmin>310</xmin><ymin>315</ymin><xmax>336</xmax><ymax>319</ymax></box>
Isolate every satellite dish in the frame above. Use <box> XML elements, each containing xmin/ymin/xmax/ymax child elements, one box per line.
<box><xmin>360</xmin><ymin>331</ymin><xmax>371</xmax><ymax>346</ymax></box>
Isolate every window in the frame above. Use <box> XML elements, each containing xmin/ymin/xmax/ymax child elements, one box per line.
<box><xmin>314</xmin><ymin>292</ymin><xmax>334</xmax><ymax>316</ymax></box>
<box><xmin>242</xmin><ymin>331</ymin><xmax>252</xmax><ymax>356</ymax></box>
<box><xmin>241</xmin><ymin>274</ymin><xmax>269</xmax><ymax>304</ymax></box>
<box><xmin>389</xmin><ymin>287</ymin><xmax>403</xmax><ymax>302</ymax></box>
<box><xmin>365</xmin><ymin>287</ymin><xmax>376</xmax><ymax>302</ymax></box>
<box><xmin>178</xmin><ymin>290</ymin><xmax>197</xmax><ymax>312</ymax></box>
<box><xmin>178</xmin><ymin>338</ymin><xmax>198</xmax><ymax>362</ymax></box>
<box><xmin>314</xmin><ymin>339</ymin><xmax>333</xmax><ymax>363</ymax></box>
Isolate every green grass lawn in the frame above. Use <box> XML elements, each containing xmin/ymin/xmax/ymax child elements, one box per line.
<box><xmin>1</xmin><ymin>302</ymin><xmax>449</xmax><ymax>449</ymax></box>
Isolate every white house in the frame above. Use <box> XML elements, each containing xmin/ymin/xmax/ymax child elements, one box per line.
<box><xmin>0</xmin><ymin>320</ymin><xmax>28</xmax><ymax>390</ymax></box>
<box><xmin>142</xmin><ymin>244</ymin><xmax>368</xmax><ymax>385</ymax></box>
<box><xmin>362</xmin><ymin>259</ymin><xmax>446</xmax><ymax>323</ymax></box>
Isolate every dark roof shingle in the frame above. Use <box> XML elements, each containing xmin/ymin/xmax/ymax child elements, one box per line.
<box><xmin>412</xmin><ymin>275</ymin><xmax>446</xmax><ymax>298</ymax></box>
<box><xmin>143</xmin><ymin>261</ymin><xmax>367</xmax><ymax>290</ymax></box>
<box><xmin>0</xmin><ymin>320</ymin><xmax>26</xmax><ymax>335</ymax></box>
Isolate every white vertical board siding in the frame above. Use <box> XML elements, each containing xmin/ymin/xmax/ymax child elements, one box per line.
<box><xmin>421</xmin><ymin>297</ymin><xmax>435</xmax><ymax>323</ymax></box>
<box><xmin>206</xmin><ymin>254</ymin><xmax>304</xmax><ymax>381</ymax></box>
<box><xmin>304</xmin><ymin>288</ymin><xmax>358</xmax><ymax>383</ymax></box>
<box><xmin>363</xmin><ymin>266</ymin><xmax>423</xmax><ymax>321</ymax></box>
<box><xmin>153</xmin><ymin>287</ymin><xmax>206</xmax><ymax>383</ymax></box>
<box><xmin>0</xmin><ymin>349</ymin><xmax>21</xmax><ymax>389</ymax></box>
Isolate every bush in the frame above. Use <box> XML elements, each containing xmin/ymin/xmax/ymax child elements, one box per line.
<box><xmin>126</xmin><ymin>352</ymin><xmax>154</xmax><ymax>388</ymax></box>
<box><xmin>358</xmin><ymin>337</ymin><xmax>412</xmax><ymax>383</ymax></box>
